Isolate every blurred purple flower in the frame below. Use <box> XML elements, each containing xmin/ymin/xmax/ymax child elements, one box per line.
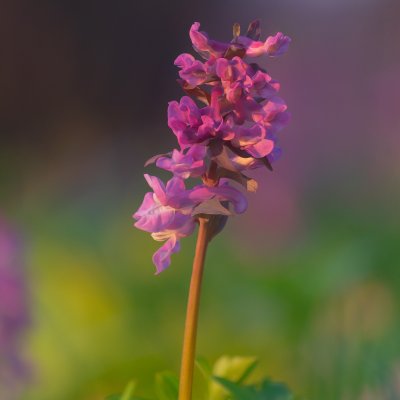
<box><xmin>0</xmin><ymin>216</ymin><xmax>29</xmax><ymax>400</ymax></box>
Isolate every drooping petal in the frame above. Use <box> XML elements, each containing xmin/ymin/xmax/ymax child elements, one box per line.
<box><xmin>152</xmin><ymin>236</ymin><xmax>181</xmax><ymax>274</ymax></box>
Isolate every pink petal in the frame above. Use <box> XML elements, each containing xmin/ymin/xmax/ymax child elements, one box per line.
<box><xmin>245</xmin><ymin>138</ymin><xmax>274</xmax><ymax>158</ymax></box>
<box><xmin>174</xmin><ymin>53</ymin><xmax>195</xmax><ymax>68</ymax></box>
<box><xmin>166</xmin><ymin>177</ymin><xmax>186</xmax><ymax>198</ymax></box>
<box><xmin>133</xmin><ymin>196</ymin><xmax>176</xmax><ymax>233</ymax></box>
<box><xmin>144</xmin><ymin>174</ymin><xmax>167</xmax><ymax>205</ymax></box>
<box><xmin>152</xmin><ymin>236</ymin><xmax>181</xmax><ymax>274</ymax></box>
<box><xmin>189</xmin><ymin>22</ymin><xmax>229</xmax><ymax>59</ymax></box>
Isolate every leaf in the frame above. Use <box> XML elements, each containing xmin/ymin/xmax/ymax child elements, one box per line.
<box><xmin>192</xmin><ymin>198</ymin><xmax>231</xmax><ymax>216</ymax></box>
<box><xmin>210</xmin><ymin>356</ymin><xmax>258</xmax><ymax>400</ymax></box>
<box><xmin>211</xmin><ymin>145</ymin><xmax>241</xmax><ymax>173</ymax></box>
<box><xmin>213</xmin><ymin>377</ymin><xmax>294</xmax><ymax>400</ymax></box>
<box><xmin>195</xmin><ymin>356</ymin><xmax>212</xmax><ymax>380</ymax></box>
<box><xmin>155</xmin><ymin>371</ymin><xmax>179</xmax><ymax>400</ymax></box>
<box><xmin>259</xmin><ymin>379</ymin><xmax>293</xmax><ymax>400</ymax></box>
<box><xmin>218</xmin><ymin>169</ymin><xmax>258</xmax><ymax>193</ymax></box>
<box><xmin>105</xmin><ymin>381</ymin><xmax>147</xmax><ymax>400</ymax></box>
<box><xmin>212</xmin><ymin>377</ymin><xmax>257</xmax><ymax>400</ymax></box>
<box><xmin>213</xmin><ymin>356</ymin><xmax>259</xmax><ymax>384</ymax></box>
<box><xmin>121</xmin><ymin>381</ymin><xmax>136</xmax><ymax>400</ymax></box>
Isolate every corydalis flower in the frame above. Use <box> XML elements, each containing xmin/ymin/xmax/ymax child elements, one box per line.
<box><xmin>134</xmin><ymin>20</ymin><xmax>290</xmax><ymax>273</ymax></box>
<box><xmin>134</xmin><ymin>175</ymin><xmax>247</xmax><ymax>273</ymax></box>
<box><xmin>168</xmin><ymin>89</ymin><xmax>234</xmax><ymax>148</ymax></box>
<box><xmin>189</xmin><ymin>21</ymin><xmax>291</xmax><ymax>60</ymax></box>
<box><xmin>154</xmin><ymin>145</ymin><xmax>207</xmax><ymax>179</ymax></box>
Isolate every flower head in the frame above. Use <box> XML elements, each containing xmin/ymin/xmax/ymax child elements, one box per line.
<box><xmin>134</xmin><ymin>20</ymin><xmax>291</xmax><ymax>272</ymax></box>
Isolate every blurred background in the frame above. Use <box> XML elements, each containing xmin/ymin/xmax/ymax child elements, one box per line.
<box><xmin>1</xmin><ymin>0</ymin><xmax>400</xmax><ymax>399</ymax></box>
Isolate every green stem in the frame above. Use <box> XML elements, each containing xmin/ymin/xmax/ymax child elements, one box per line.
<box><xmin>178</xmin><ymin>217</ymin><xmax>210</xmax><ymax>400</ymax></box>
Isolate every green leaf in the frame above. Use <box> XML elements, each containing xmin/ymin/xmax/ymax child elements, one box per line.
<box><xmin>210</xmin><ymin>356</ymin><xmax>258</xmax><ymax>400</ymax></box>
<box><xmin>259</xmin><ymin>379</ymin><xmax>293</xmax><ymax>400</ymax></box>
<box><xmin>212</xmin><ymin>377</ymin><xmax>294</xmax><ymax>400</ymax></box>
<box><xmin>155</xmin><ymin>371</ymin><xmax>179</xmax><ymax>400</ymax></box>
<box><xmin>195</xmin><ymin>356</ymin><xmax>212</xmax><ymax>380</ymax></box>
<box><xmin>121</xmin><ymin>381</ymin><xmax>136</xmax><ymax>400</ymax></box>
<box><xmin>105</xmin><ymin>381</ymin><xmax>151</xmax><ymax>400</ymax></box>
<box><xmin>212</xmin><ymin>377</ymin><xmax>258</xmax><ymax>400</ymax></box>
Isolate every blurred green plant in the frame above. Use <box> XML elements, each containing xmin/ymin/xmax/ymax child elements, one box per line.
<box><xmin>106</xmin><ymin>356</ymin><xmax>298</xmax><ymax>400</ymax></box>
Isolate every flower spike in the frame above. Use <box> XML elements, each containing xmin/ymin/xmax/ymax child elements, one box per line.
<box><xmin>134</xmin><ymin>21</ymin><xmax>291</xmax><ymax>273</ymax></box>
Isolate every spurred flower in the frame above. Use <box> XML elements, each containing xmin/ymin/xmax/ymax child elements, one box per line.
<box><xmin>134</xmin><ymin>175</ymin><xmax>247</xmax><ymax>272</ymax></box>
<box><xmin>134</xmin><ymin>20</ymin><xmax>291</xmax><ymax>273</ymax></box>
<box><xmin>155</xmin><ymin>145</ymin><xmax>207</xmax><ymax>179</ymax></box>
<box><xmin>189</xmin><ymin>21</ymin><xmax>291</xmax><ymax>60</ymax></box>
<box><xmin>168</xmin><ymin>89</ymin><xmax>234</xmax><ymax>148</ymax></box>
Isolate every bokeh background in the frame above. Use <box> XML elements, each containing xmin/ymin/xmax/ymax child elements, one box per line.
<box><xmin>1</xmin><ymin>0</ymin><xmax>400</xmax><ymax>399</ymax></box>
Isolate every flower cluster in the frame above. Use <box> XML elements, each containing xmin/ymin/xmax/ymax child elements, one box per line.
<box><xmin>134</xmin><ymin>21</ymin><xmax>291</xmax><ymax>273</ymax></box>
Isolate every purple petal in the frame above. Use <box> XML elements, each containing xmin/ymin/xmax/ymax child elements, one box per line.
<box><xmin>133</xmin><ymin>194</ymin><xmax>176</xmax><ymax>233</ymax></box>
<box><xmin>179</xmin><ymin>60</ymin><xmax>208</xmax><ymax>86</ymax></box>
<box><xmin>264</xmin><ymin>32</ymin><xmax>291</xmax><ymax>57</ymax></box>
<box><xmin>174</xmin><ymin>53</ymin><xmax>195</xmax><ymax>68</ymax></box>
<box><xmin>152</xmin><ymin>236</ymin><xmax>181</xmax><ymax>274</ymax></box>
<box><xmin>189</xmin><ymin>22</ymin><xmax>229</xmax><ymax>59</ymax></box>
<box><xmin>166</xmin><ymin>177</ymin><xmax>186</xmax><ymax>198</ymax></box>
<box><xmin>144</xmin><ymin>174</ymin><xmax>167</xmax><ymax>205</ymax></box>
<box><xmin>246</xmin><ymin>32</ymin><xmax>291</xmax><ymax>57</ymax></box>
<box><xmin>245</xmin><ymin>138</ymin><xmax>274</xmax><ymax>158</ymax></box>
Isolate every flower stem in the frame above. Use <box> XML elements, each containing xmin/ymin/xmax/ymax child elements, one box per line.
<box><xmin>178</xmin><ymin>217</ymin><xmax>210</xmax><ymax>400</ymax></box>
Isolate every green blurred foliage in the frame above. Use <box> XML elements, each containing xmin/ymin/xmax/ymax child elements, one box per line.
<box><xmin>107</xmin><ymin>356</ymin><xmax>297</xmax><ymax>400</ymax></box>
<box><xmin>10</xmin><ymin>196</ymin><xmax>400</xmax><ymax>400</ymax></box>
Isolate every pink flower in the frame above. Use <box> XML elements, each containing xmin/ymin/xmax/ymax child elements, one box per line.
<box><xmin>168</xmin><ymin>89</ymin><xmax>234</xmax><ymax>148</ymax></box>
<box><xmin>133</xmin><ymin>20</ymin><xmax>291</xmax><ymax>272</ymax></box>
<box><xmin>134</xmin><ymin>175</ymin><xmax>247</xmax><ymax>273</ymax></box>
<box><xmin>174</xmin><ymin>53</ymin><xmax>209</xmax><ymax>87</ymax></box>
<box><xmin>231</xmin><ymin>124</ymin><xmax>275</xmax><ymax>158</ymax></box>
<box><xmin>216</xmin><ymin>57</ymin><xmax>279</xmax><ymax>103</ymax></box>
<box><xmin>189</xmin><ymin>21</ymin><xmax>291</xmax><ymax>60</ymax></box>
<box><xmin>156</xmin><ymin>145</ymin><xmax>207</xmax><ymax>179</ymax></box>
<box><xmin>242</xmin><ymin>32</ymin><xmax>291</xmax><ymax>57</ymax></box>
<box><xmin>189</xmin><ymin>22</ymin><xmax>230</xmax><ymax>59</ymax></box>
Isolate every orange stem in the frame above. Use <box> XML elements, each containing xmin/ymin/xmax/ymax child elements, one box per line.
<box><xmin>178</xmin><ymin>217</ymin><xmax>210</xmax><ymax>400</ymax></box>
